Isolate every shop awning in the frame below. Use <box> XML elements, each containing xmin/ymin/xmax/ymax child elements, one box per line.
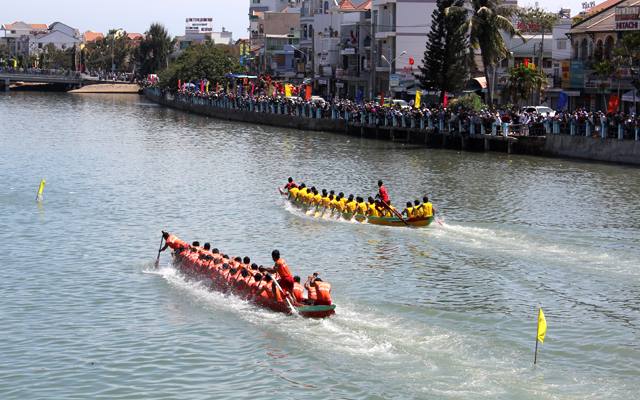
<box><xmin>622</xmin><ymin>89</ymin><xmax>640</xmax><ymax>102</ymax></box>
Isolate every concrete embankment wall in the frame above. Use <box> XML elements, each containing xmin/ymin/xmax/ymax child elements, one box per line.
<box><xmin>145</xmin><ymin>90</ymin><xmax>640</xmax><ymax>165</ymax></box>
<box><xmin>541</xmin><ymin>134</ymin><xmax>640</xmax><ymax>165</ymax></box>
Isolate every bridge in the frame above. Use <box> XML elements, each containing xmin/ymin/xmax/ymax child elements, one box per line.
<box><xmin>0</xmin><ymin>69</ymin><xmax>97</xmax><ymax>90</ymax></box>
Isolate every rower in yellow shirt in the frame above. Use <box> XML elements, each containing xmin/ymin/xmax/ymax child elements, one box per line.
<box><xmin>332</xmin><ymin>194</ymin><xmax>346</xmax><ymax>213</ymax></box>
<box><xmin>355</xmin><ymin>197</ymin><xmax>368</xmax><ymax>216</ymax></box>
<box><xmin>421</xmin><ymin>196</ymin><xmax>434</xmax><ymax>217</ymax></box>
<box><xmin>288</xmin><ymin>185</ymin><xmax>299</xmax><ymax>201</ymax></box>
<box><xmin>313</xmin><ymin>189</ymin><xmax>323</xmax><ymax>207</ymax></box>
<box><xmin>401</xmin><ymin>201</ymin><xmax>414</xmax><ymax>218</ymax></box>
<box><xmin>345</xmin><ymin>195</ymin><xmax>357</xmax><ymax>215</ymax></box>
<box><xmin>412</xmin><ymin>200</ymin><xmax>424</xmax><ymax>217</ymax></box>
<box><xmin>297</xmin><ymin>183</ymin><xmax>308</xmax><ymax>203</ymax></box>
<box><xmin>321</xmin><ymin>190</ymin><xmax>332</xmax><ymax>208</ymax></box>
<box><xmin>367</xmin><ymin>197</ymin><xmax>380</xmax><ymax>217</ymax></box>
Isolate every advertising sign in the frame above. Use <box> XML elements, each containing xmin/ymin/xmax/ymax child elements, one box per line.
<box><xmin>185</xmin><ymin>18</ymin><xmax>213</xmax><ymax>33</ymax></box>
<box><xmin>569</xmin><ymin>60</ymin><xmax>584</xmax><ymax>87</ymax></box>
<box><xmin>615</xmin><ymin>6</ymin><xmax>640</xmax><ymax>30</ymax></box>
<box><xmin>390</xmin><ymin>73</ymin><xmax>400</xmax><ymax>87</ymax></box>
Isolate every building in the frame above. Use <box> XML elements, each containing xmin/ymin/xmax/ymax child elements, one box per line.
<box><xmin>82</xmin><ymin>31</ymin><xmax>104</xmax><ymax>43</ymax></box>
<box><xmin>171</xmin><ymin>19</ymin><xmax>234</xmax><ymax>60</ymax></box>
<box><xmin>1</xmin><ymin>21</ymin><xmax>49</xmax><ymax>56</ymax></box>
<box><xmin>249</xmin><ymin>9</ymin><xmax>301</xmax><ymax>75</ymax></box>
<box><xmin>565</xmin><ymin>0</ymin><xmax>640</xmax><ymax>111</ymax></box>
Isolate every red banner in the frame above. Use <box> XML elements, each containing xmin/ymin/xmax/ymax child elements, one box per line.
<box><xmin>608</xmin><ymin>94</ymin><xmax>620</xmax><ymax>113</ymax></box>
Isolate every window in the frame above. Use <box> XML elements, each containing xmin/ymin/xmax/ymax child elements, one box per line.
<box><xmin>253</xmin><ymin>0</ymin><xmax>260</xmax><ymax>3</ymax></box>
<box><xmin>38</xmin><ymin>43</ymin><xmax>43</xmax><ymax>49</ymax></box>
<box><xmin>324</xmin><ymin>1</ymin><xmax>329</xmax><ymax>14</ymax></box>
<box><xmin>557</xmin><ymin>40</ymin><xmax>566</xmax><ymax>50</ymax></box>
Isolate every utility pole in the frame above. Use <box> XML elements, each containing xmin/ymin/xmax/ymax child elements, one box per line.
<box><xmin>371</xmin><ymin>11</ymin><xmax>376</xmax><ymax>100</ymax></box>
<box><xmin>311</xmin><ymin>25</ymin><xmax>315</xmax><ymax>79</ymax></box>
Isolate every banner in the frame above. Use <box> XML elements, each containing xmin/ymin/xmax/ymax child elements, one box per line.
<box><xmin>415</xmin><ymin>90</ymin><xmax>421</xmax><ymax>108</ymax></box>
<box><xmin>305</xmin><ymin>86</ymin><xmax>311</xmax><ymax>100</ymax></box>
<box><xmin>380</xmin><ymin>92</ymin><xmax>384</xmax><ymax>106</ymax></box>
<box><xmin>285</xmin><ymin>84</ymin><xmax>292</xmax><ymax>97</ymax></box>
<box><xmin>356</xmin><ymin>90</ymin><xmax>362</xmax><ymax>104</ymax></box>
<box><xmin>251</xmin><ymin>83</ymin><xmax>255</xmax><ymax>96</ymax></box>
<box><xmin>443</xmin><ymin>92</ymin><xmax>448</xmax><ymax>107</ymax></box>
<box><xmin>206</xmin><ymin>81</ymin><xmax>209</xmax><ymax>92</ymax></box>
<box><xmin>608</xmin><ymin>94</ymin><xmax>620</xmax><ymax>113</ymax></box>
<box><xmin>557</xmin><ymin>92</ymin><xmax>568</xmax><ymax>109</ymax></box>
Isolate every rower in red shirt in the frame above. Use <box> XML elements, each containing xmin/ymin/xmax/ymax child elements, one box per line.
<box><xmin>284</xmin><ymin>177</ymin><xmax>298</xmax><ymax>190</ymax></box>
<box><xmin>375</xmin><ymin>179</ymin><xmax>391</xmax><ymax>214</ymax></box>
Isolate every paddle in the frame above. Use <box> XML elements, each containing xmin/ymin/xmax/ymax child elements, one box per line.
<box><xmin>154</xmin><ymin>235</ymin><xmax>164</xmax><ymax>268</ymax></box>
<box><xmin>381</xmin><ymin>199</ymin><xmax>410</xmax><ymax>227</ymax></box>
<box><xmin>267</xmin><ymin>273</ymin><xmax>298</xmax><ymax>315</ymax></box>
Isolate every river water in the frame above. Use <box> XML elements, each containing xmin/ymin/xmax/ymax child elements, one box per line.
<box><xmin>1</xmin><ymin>92</ymin><xmax>639</xmax><ymax>399</ymax></box>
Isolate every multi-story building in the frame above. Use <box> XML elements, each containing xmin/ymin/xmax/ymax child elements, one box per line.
<box><xmin>249</xmin><ymin>9</ymin><xmax>300</xmax><ymax>75</ymax></box>
<box><xmin>1</xmin><ymin>21</ymin><xmax>51</xmax><ymax>57</ymax></box>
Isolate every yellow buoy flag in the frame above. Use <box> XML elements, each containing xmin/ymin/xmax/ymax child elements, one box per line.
<box><xmin>537</xmin><ymin>308</ymin><xmax>547</xmax><ymax>344</ymax></box>
<box><xmin>415</xmin><ymin>90</ymin><xmax>421</xmax><ymax>108</ymax></box>
<box><xmin>38</xmin><ymin>179</ymin><xmax>46</xmax><ymax>195</ymax></box>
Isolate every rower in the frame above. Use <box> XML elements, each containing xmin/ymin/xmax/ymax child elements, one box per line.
<box><xmin>292</xmin><ymin>276</ymin><xmax>306</xmax><ymax>303</ymax></box>
<box><xmin>345</xmin><ymin>194</ymin><xmax>357</xmax><ymax>214</ymax></box>
<box><xmin>401</xmin><ymin>202</ymin><xmax>414</xmax><ymax>218</ymax></box>
<box><xmin>356</xmin><ymin>196</ymin><xmax>368</xmax><ymax>216</ymax></box>
<box><xmin>421</xmin><ymin>196</ymin><xmax>434</xmax><ymax>218</ymax></box>
<box><xmin>313</xmin><ymin>189</ymin><xmax>323</xmax><ymax>207</ymax></box>
<box><xmin>284</xmin><ymin>177</ymin><xmax>298</xmax><ymax>190</ymax></box>
<box><xmin>413</xmin><ymin>200</ymin><xmax>424</xmax><ymax>217</ymax></box>
<box><xmin>160</xmin><ymin>231</ymin><xmax>188</xmax><ymax>253</ymax></box>
<box><xmin>297</xmin><ymin>183</ymin><xmax>308</xmax><ymax>202</ymax></box>
<box><xmin>304</xmin><ymin>275</ymin><xmax>317</xmax><ymax>304</ymax></box>
<box><xmin>288</xmin><ymin>184</ymin><xmax>299</xmax><ymax>201</ymax></box>
<box><xmin>308</xmin><ymin>272</ymin><xmax>332</xmax><ymax>306</ymax></box>
<box><xmin>367</xmin><ymin>197</ymin><xmax>380</xmax><ymax>217</ymax></box>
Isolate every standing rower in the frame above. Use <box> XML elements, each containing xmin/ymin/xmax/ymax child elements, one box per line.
<box><xmin>284</xmin><ymin>177</ymin><xmax>298</xmax><ymax>190</ymax></box>
<box><xmin>265</xmin><ymin>250</ymin><xmax>296</xmax><ymax>303</ymax></box>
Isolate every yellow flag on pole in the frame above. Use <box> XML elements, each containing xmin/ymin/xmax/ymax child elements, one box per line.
<box><xmin>206</xmin><ymin>81</ymin><xmax>210</xmax><ymax>92</ymax></box>
<box><xmin>285</xmin><ymin>84</ymin><xmax>292</xmax><ymax>97</ymax></box>
<box><xmin>415</xmin><ymin>90</ymin><xmax>421</xmax><ymax>108</ymax></box>
<box><xmin>537</xmin><ymin>308</ymin><xmax>547</xmax><ymax>344</ymax></box>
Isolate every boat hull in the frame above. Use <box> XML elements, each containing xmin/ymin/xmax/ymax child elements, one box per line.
<box><xmin>177</xmin><ymin>258</ymin><xmax>336</xmax><ymax>318</ymax></box>
<box><xmin>279</xmin><ymin>187</ymin><xmax>434</xmax><ymax>227</ymax></box>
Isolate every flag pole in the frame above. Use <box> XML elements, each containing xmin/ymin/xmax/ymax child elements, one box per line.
<box><xmin>534</xmin><ymin>335</ymin><xmax>539</xmax><ymax>364</ymax></box>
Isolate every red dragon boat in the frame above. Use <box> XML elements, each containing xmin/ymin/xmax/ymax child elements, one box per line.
<box><xmin>165</xmin><ymin>238</ymin><xmax>336</xmax><ymax>319</ymax></box>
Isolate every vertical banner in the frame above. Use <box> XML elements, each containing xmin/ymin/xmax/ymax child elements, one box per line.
<box><xmin>285</xmin><ymin>84</ymin><xmax>292</xmax><ymax>97</ymax></box>
<box><xmin>380</xmin><ymin>92</ymin><xmax>384</xmax><ymax>106</ymax></box>
<box><xmin>201</xmin><ymin>81</ymin><xmax>204</xmax><ymax>92</ymax></box>
<box><xmin>269</xmin><ymin>84</ymin><xmax>275</xmax><ymax>98</ymax></box>
<box><xmin>557</xmin><ymin>92</ymin><xmax>568</xmax><ymax>109</ymax></box>
<box><xmin>444</xmin><ymin>93</ymin><xmax>448</xmax><ymax>107</ymax></box>
<box><xmin>305</xmin><ymin>86</ymin><xmax>311</xmax><ymax>100</ymax></box>
<box><xmin>356</xmin><ymin>90</ymin><xmax>362</xmax><ymax>104</ymax></box>
<box><xmin>239</xmin><ymin>84</ymin><xmax>242</xmax><ymax>96</ymax></box>
<box><xmin>178</xmin><ymin>80</ymin><xmax>181</xmax><ymax>89</ymax></box>
<box><xmin>607</xmin><ymin>94</ymin><xmax>620</xmax><ymax>113</ymax></box>
<box><xmin>206</xmin><ymin>81</ymin><xmax>209</xmax><ymax>92</ymax></box>
<box><xmin>216</xmin><ymin>82</ymin><xmax>219</xmax><ymax>92</ymax></box>
<box><xmin>251</xmin><ymin>84</ymin><xmax>255</xmax><ymax>96</ymax></box>
<box><xmin>415</xmin><ymin>91</ymin><xmax>421</xmax><ymax>108</ymax></box>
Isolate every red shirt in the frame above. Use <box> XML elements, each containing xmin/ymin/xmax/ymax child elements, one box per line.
<box><xmin>378</xmin><ymin>186</ymin><xmax>389</xmax><ymax>203</ymax></box>
<box><xmin>284</xmin><ymin>182</ymin><xmax>298</xmax><ymax>190</ymax></box>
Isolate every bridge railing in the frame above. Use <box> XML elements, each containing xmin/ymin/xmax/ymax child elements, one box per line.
<box><xmin>0</xmin><ymin>67</ymin><xmax>81</xmax><ymax>78</ymax></box>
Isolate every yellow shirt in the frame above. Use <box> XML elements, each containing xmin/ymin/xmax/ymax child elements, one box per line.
<box><xmin>421</xmin><ymin>203</ymin><xmax>433</xmax><ymax>217</ymax></box>
<box><xmin>297</xmin><ymin>188</ymin><xmax>308</xmax><ymax>202</ymax></box>
<box><xmin>413</xmin><ymin>206</ymin><xmax>424</xmax><ymax>217</ymax></box>
<box><xmin>345</xmin><ymin>200</ymin><xmax>357</xmax><ymax>214</ymax></box>
<box><xmin>356</xmin><ymin>202</ymin><xmax>368</xmax><ymax>216</ymax></box>
<box><xmin>288</xmin><ymin>187</ymin><xmax>299</xmax><ymax>200</ymax></box>
<box><xmin>333</xmin><ymin>200</ymin><xmax>346</xmax><ymax>212</ymax></box>
<box><xmin>322</xmin><ymin>196</ymin><xmax>331</xmax><ymax>208</ymax></box>
<box><xmin>405</xmin><ymin>207</ymin><xmax>414</xmax><ymax>218</ymax></box>
<box><xmin>368</xmin><ymin>203</ymin><xmax>380</xmax><ymax>217</ymax></box>
<box><xmin>314</xmin><ymin>194</ymin><xmax>323</xmax><ymax>207</ymax></box>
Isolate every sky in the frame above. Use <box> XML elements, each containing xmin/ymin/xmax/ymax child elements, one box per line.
<box><xmin>3</xmin><ymin>0</ymin><xmax>595</xmax><ymax>41</ymax></box>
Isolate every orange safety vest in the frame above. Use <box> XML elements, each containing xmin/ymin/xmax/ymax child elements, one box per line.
<box><xmin>275</xmin><ymin>258</ymin><xmax>292</xmax><ymax>278</ymax></box>
<box><xmin>307</xmin><ymin>285</ymin><xmax>317</xmax><ymax>300</ymax></box>
<box><xmin>293</xmin><ymin>282</ymin><xmax>306</xmax><ymax>302</ymax></box>
<box><xmin>315</xmin><ymin>281</ymin><xmax>331</xmax><ymax>303</ymax></box>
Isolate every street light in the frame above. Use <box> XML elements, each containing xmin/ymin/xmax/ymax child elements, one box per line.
<box><xmin>381</xmin><ymin>50</ymin><xmax>405</xmax><ymax>100</ymax></box>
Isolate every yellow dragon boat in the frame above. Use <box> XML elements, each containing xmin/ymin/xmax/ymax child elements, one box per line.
<box><xmin>279</xmin><ymin>187</ymin><xmax>434</xmax><ymax>227</ymax></box>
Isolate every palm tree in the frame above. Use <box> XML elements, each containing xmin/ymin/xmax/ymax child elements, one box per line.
<box><xmin>593</xmin><ymin>60</ymin><xmax>615</xmax><ymax>111</ymax></box>
<box><xmin>503</xmin><ymin>63</ymin><xmax>548</xmax><ymax>106</ymax></box>
<box><xmin>448</xmin><ymin>0</ymin><xmax>525</xmax><ymax>105</ymax></box>
<box><xmin>139</xmin><ymin>23</ymin><xmax>172</xmax><ymax>75</ymax></box>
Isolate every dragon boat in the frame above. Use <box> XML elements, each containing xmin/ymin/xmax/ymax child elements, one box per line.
<box><xmin>165</xmin><ymin>238</ymin><xmax>336</xmax><ymax>319</ymax></box>
<box><xmin>279</xmin><ymin>187</ymin><xmax>434</xmax><ymax>227</ymax></box>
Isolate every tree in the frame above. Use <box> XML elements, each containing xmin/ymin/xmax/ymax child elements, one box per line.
<box><xmin>418</xmin><ymin>0</ymin><xmax>469</xmax><ymax>104</ymax></box>
<box><xmin>138</xmin><ymin>23</ymin><xmax>172</xmax><ymax>75</ymax></box>
<box><xmin>503</xmin><ymin>63</ymin><xmax>548</xmax><ymax>105</ymax></box>
<box><xmin>157</xmin><ymin>42</ymin><xmax>246</xmax><ymax>89</ymax></box>
<box><xmin>447</xmin><ymin>0</ymin><xmax>525</xmax><ymax>105</ymax></box>
<box><xmin>593</xmin><ymin>60</ymin><xmax>615</xmax><ymax>111</ymax></box>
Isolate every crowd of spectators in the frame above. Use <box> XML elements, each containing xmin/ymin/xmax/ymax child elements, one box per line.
<box><xmin>141</xmin><ymin>77</ymin><xmax>640</xmax><ymax>139</ymax></box>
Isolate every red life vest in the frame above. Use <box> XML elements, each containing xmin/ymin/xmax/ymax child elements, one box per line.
<box><xmin>293</xmin><ymin>282</ymin><xmax>306</xmax><ymax>302</ymax></box>
<box><xmin>315</xmin><ymin>281</ymin><xmax>331</xmax><ymax>304</ymax></box>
